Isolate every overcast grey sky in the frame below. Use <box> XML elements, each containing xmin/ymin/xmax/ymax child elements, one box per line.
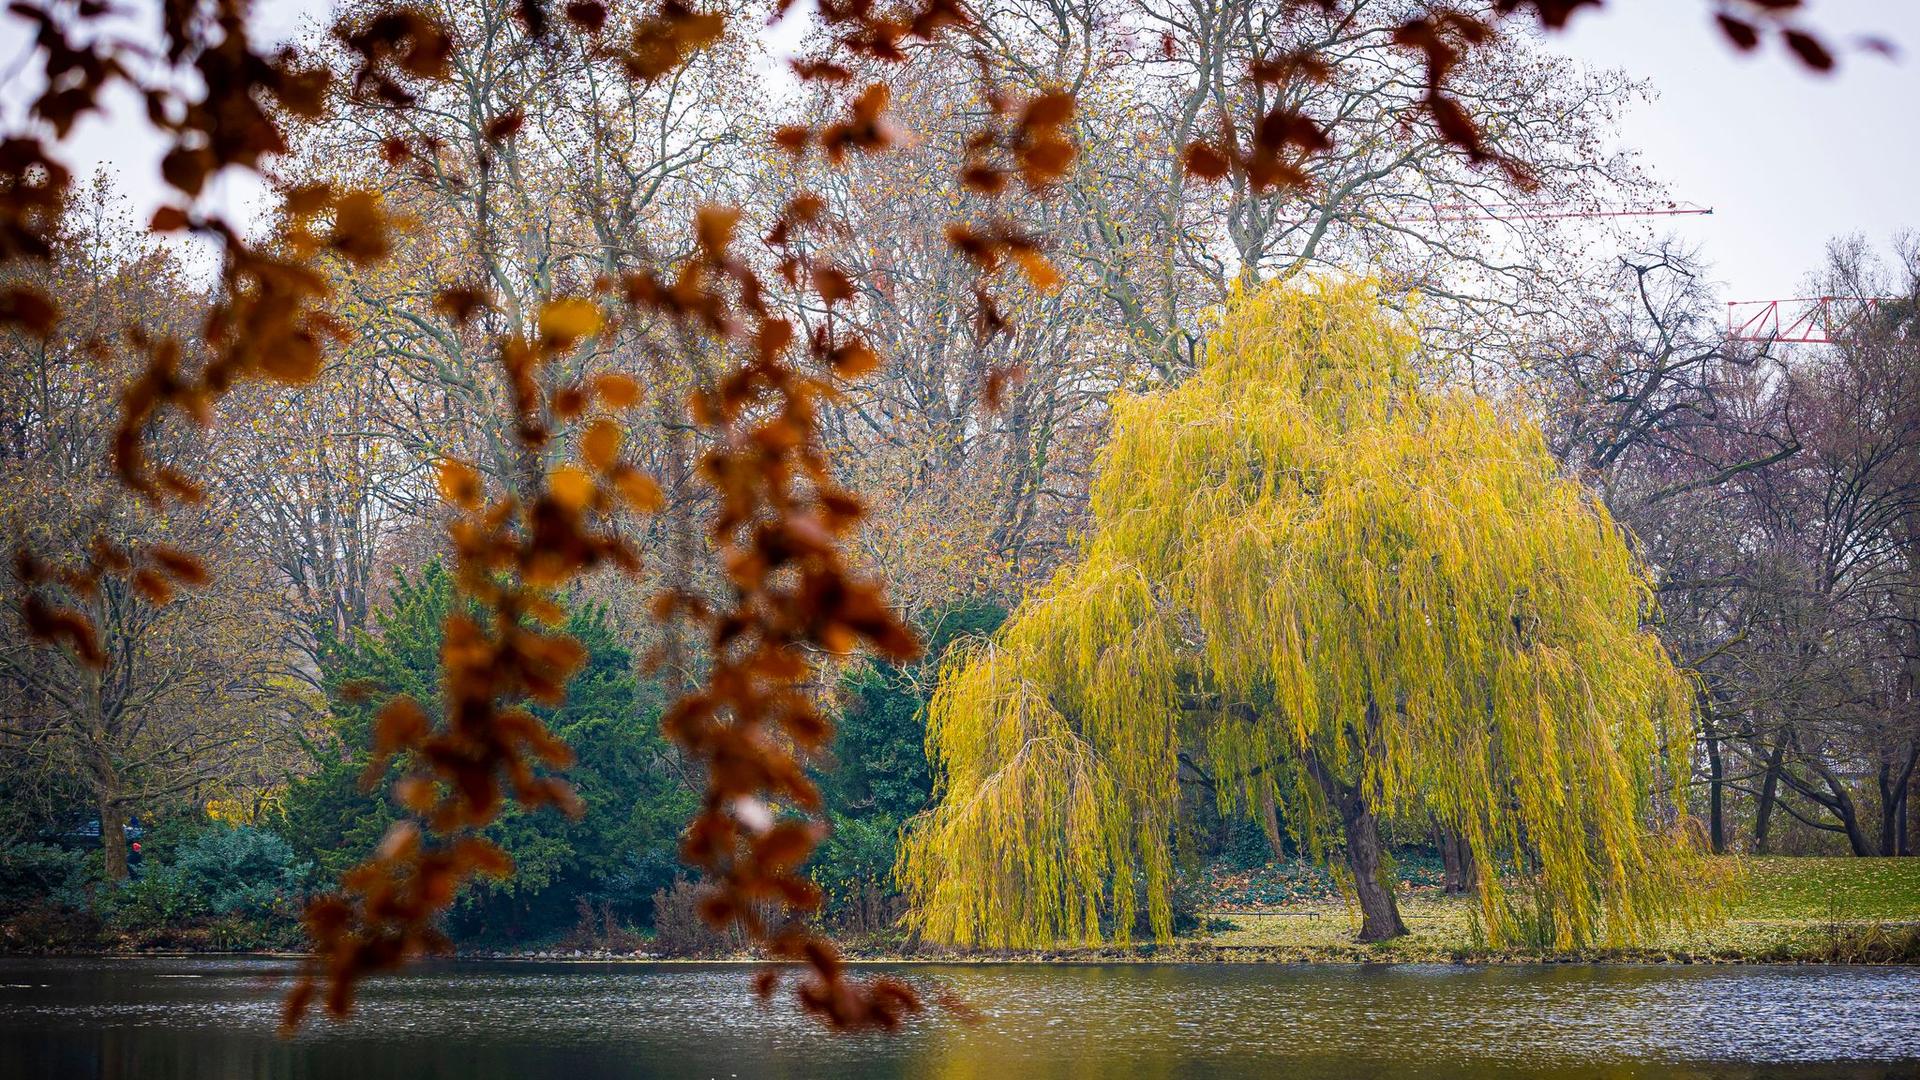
<box><xmin>1548</xmin><ymin>0</ymin><xmax>1919</xmax><ymax>305</ymax></box>
<box><xmin>3</xmin><ymin>0</ymin><xmax>1914</xmax><ymax>305</ymax></box>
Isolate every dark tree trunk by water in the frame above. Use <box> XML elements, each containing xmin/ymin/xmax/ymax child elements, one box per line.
<box><xmin>99</xmin><ymin>799</ymin><xmax>128</xmax><ymax>883</ymax></box>
<box><xmin>1879</xmin><ymin>747</ymin><xmax>1917</xmax><ymax>856</ymax></box>
<box><xmin>1436</xmin><ymin>826</ymin><xmax>1477</xmax><ymax>893</ymax></box>
<box><xmin>1905</xmin><ymin>762</ymin><xmax>1917</xmax><ymax>856</ymax></box>
<box><xmin>1704</xmin><ymin>721</ymin><xmax>1727</xmax><ymax>854</ymax></box>
<box><xmin>1305</xmin><ymin>747</ymin><xmax>1407</xmax><ymax>942</ymax></box>
<box><xmin>1753</xmin><ymin>734</ymin><xmax>1786</xmax><ymax>854</ymax></box>
<box><xmin>1339</xmin><ymin>795</ymin><xmax>1407</xmax><ymax>941</ymax></box>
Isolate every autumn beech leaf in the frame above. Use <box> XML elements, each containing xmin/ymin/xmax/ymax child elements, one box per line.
<box><xmin>773</xmin><ymin>125</ymin><xmax>811</xmax><ymax>154</ymax></box>
<box><xmin>1013</xmin><ymin>249</ymin><xmax>1062</xmax><ymax>294</ymax></box>
<box><xmin>525</xmin><ymin>596</ymin><xmax>568</xmax><ymax>625</ymax></box>
<box><xmin>582</xmin><ymin>418</ymin><xmax>623</xmax><ymax>470</ymax></box>
<box><xmin>392</xmin><ymin>776</ymin><xmax>437</xmax><ymax>813</ymax></box>
<box><xmin>1183</xmin><ymin>141</ymin><xmax>1230</xmax><ymax>181</ymax></box>
<box><xmin>149</xmin><ymin>547</ymin><xmax>208</xmax><ymax>585</ymax></box>
<box><xmin>435</xmin><ymin>286</ymin><xmax>492</xmax><ymax>324</ymax></box>
<box><xmin>565</xmin><ymin>1</ymin><xmax>609</xmax><ymax>32</ymax></box>
<box><xmin>1020</xmin><ymin>90</ymin><xmax>1073</xmax><ymax>128</ymax></box>
<box><xmin>434</xmin><ymin>458</ymin><xmax>484</xmax><ymax>509</ymax></box>
<box><xmin>695</xmin><ymin>205</ymin><xmax>739</xmax><ymax>253</ymax></box>
<box><xmin>155</xmin><ymin>469</ymin><xmax>204</xmax><ymax>503</ymax></box>
<box><xmin>813</xmin><ymin>264</ymin><xmax>854</xmax><ymax>303</ymax></box>
<box><xmin>327</xmin><ymin>190</ymin><xmax>393</xmax><ymax>265</ymax></box>
<box><xmin>1783</xmin><ymin>30</ymin><xmax>1834</xmax><ymax>71</ymax></box>
<box><xmin>548</xmin><ymin>465</ymin><xmax>596</xmax><ymax>510</ymax></box>
<box><xmin>1716</xmin><ymin>14</ymin><xmax>1760</xmax><ymax>50</ymax></box>
<box><xmin>0</xmin><ymin>285</ymin><xmax>55</xmax><ymax>337</ymax></box>
<box><xmin>822</xmin><ymin>84</ymin><xmax>893</xmax><ymax>163</ymax></box>
<box><xmin>613</xmin><ymin>469</ymin><xmax>665</xmax><ymax>512</ymax></box>
<box><xmin>485</xmin><ymin>109</ymin><xmax>525</xmax><ymax>141</ymax></box>
<box><xmin>961</xmin><ymin>163</ymin><xmax>1006</xmax><ymax>194</ymax></box>
<box><xmin>538</xmin><ymin>297</ymin><xmax>602</xmax><ymax>345</ymax></box>
<box><xmin>149</xmin><ymin>206</ymin><xmax>191</xmax><ymax>232</ymax></box>
<box><xmin>753</xmin><ymin>822</ymin><xmax>823</xmax><ymax>873</ymax></box>
<box><xmin>592</xmin><ymin>372</ymin><xmax>641</xmax><ymax>407</ymax></box>
<box><xmin>1251</xmin><ymin>48</ymin><xmax>1332</xmax><ymax>84</ymax></box>
<box><xmin>132</xmin><ymin>570</ymin><xmax>173</xmax><ymax>605</ymax></box>
<box><xmin>257</xmin><ymin>336</ymin><xmax>324</xmax><ymax>384</ymax></box>
<box><xmin>828</xmin><ymin>339</ymin><xmax>878</xmax><ymax>377</ymax></box>
<box><xmin>21</xmin><ymin>595</ymin><xmax>104</xmax><ymax>668</ymax></box>
<box><xmin>627</xmin><ymin>2</ymin><xmax>726</xmax><ymax>81</ymax></box>
<box><xmin>789</xmin><ymin>58</ymin><xmax>852</xmax><ymax>82</ymax></box>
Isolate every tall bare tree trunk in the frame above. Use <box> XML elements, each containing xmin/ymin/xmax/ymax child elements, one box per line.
<box><xmin>1754</xmin><ymin>734</ymin><xmax>1787</xmax><ymax>854</ymax></box>
<box><xmin>1704</xmin><ymin>720</ymin><xmax>1727</xmax><ymax>854</ymax></box>
<box><xmin>1880</xmin><ymin>747</ymin><xmax>1918</xmax><ymax>857</ymax></box>
<box><xmin>1905</xmin><ymin>761</ymin><xmax>1917</xmax><ymax>857</ymax></box>
<box><xmin>85</xmin><ymin>669</ymin><xmax>129</xmax><ymax>882</ymax></box>
<box><xmin>99</xmin><ymin>799</ymin><xmax>128</xmax><ymax>883</ymax></box>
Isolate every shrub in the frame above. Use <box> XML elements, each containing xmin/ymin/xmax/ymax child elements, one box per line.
<box><xmin>0</xmin><ymin>842</ymin><xmax>92</xmax><ymax>914</ymax></box>
<box><xmin>650</xmin><ymin>879</ymin><xmax>747</xmax><ymax>957</ymax></box>
<box><xmin>810</xmin><ymin>813</ymin><xmax>901</xmax><ymax>921</ymax></box>
<box><xmin>558</xmin><ymin>898</ymin><xmax>642</xmax><ymax>952</ymax></box>
<box><xmin>0</xmin><ymin>903</ymin><xmax>102</xmax><ymax>951</ymax></box>
<box><xmin>107</xmin><ymin>824</ymin><xmax>308</xmax><ymax>932</ymax></box>
<box><xmin>169</xmin><ymin>825</ymin><xmax>310</xmax><ymax>917</ymax></box>
<box><xmin>1224</xmin><ymin>819</ymin><xmax>1275</xmax><ymax>871</ymax></box>
<box><xmin>109</xmin><ymin>863</ymin><xmax>197</xmax><ymax>931</ymax></box>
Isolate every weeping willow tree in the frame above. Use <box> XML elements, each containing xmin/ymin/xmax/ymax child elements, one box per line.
<box><xmin>899</xmin><ymin>279</ymin><xmax>1714</xmax><ymax>948</ymax></box>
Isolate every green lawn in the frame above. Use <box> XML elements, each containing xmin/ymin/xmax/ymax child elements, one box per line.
<box><xmin>1185</xmin><ymin>857</ymin><xmax>1920</xmax><ymax>963</ymax></box>
<box><xmin>1729</xmin><ymin>856</ymin><xmax>1920</xmax><ymax>922</ymax></box>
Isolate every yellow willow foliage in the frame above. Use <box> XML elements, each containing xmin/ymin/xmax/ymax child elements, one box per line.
<box><xmin>899</xmin><ymin>278</ymin><xmax>1717</xmax><ymax>950</ymax></box>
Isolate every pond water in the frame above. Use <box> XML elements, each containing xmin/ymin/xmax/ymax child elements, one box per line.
<box><xmin>0</xmin><ymin>956</ymin><xmax>1915</xmax><ymax>1079</ymax></box>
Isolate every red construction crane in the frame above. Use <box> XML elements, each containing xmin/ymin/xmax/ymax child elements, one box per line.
<box><xmin>1725</xmin><ymin>296</ymin><xmax>1882</xmax><ymax>345</ymax></box>
<box><xmin>1392</xmin><ymin>200</ymin><xmax>1714</xmax><ymax>223</ymax></box>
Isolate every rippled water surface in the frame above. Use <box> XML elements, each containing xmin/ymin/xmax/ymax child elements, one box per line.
<box><xmin>1</xmin><ymin>957</ymin><xmax>1915</xmax><ymax>1079</ymax></box>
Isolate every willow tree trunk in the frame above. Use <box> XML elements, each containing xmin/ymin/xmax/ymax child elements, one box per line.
<box><xmin>1340</xmin><ymin>795</ymin><xmax>1408</xmax><ymax>942</ymax></box>
<box><xmin>1305</xmin><ymin>748</ymin><xmax>1407</xmax><ymax>942</ymax></box>
<box><xmin>1257</xmin><ymin>784</ymin><xmax>1286</xmax><ymax>861</ymax></box>
<box><xmin>1436</xmin><ymin>827</ymin><xmax>1477</xmax><ymax>894</ymax></box>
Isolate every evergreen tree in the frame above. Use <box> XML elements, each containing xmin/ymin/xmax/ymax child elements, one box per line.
<box><xmin>811</xmin><ymin>600</ymin><xmax>1005</xmax><ymax>916</ymax></box>
<box><xmin>278</xmin><ymin>563</ymin><xmax>691</xmax><ymax>939</ymax></box>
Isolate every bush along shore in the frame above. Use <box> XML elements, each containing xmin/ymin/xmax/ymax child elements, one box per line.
<box><xmin>6</xmin><ymin>851</ymin><xmax>1916</xmax><ymax>966</ymax></box>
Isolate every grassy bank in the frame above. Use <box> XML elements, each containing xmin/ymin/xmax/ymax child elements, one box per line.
<box><xmin>487</xmin><ymin>857</ymin><xmax>1920</xmax><ymax>965</ymax></box>
<box><xmin>1168</xmin><ymin>856</ymin><xmax>1920</xmax><ymax>964</ymax></box>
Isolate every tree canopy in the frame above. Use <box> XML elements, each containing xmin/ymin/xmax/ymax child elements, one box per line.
<box><xmin>901</xmin><ymin>279</ymin><xmax>1712</xmax><ymax>948</ymax></box>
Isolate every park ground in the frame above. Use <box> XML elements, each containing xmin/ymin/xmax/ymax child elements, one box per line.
<box><xmin>506</xmin><ymin>856</ymin><xmax>1920</xmax><ymax>965</ymax></box>
<box><xmin>1139</xmin><ymin>856</ymin><xmax>1920</xmax><ymax>964</ymax></box>
<box><xmin>771</xmin><ymin>856</ymin><xmax>1920</xmax><ymax>966</ymax></box>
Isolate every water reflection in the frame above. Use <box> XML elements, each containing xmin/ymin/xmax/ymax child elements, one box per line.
<box><xmin>1</xmin><ymin>957</ymin><xmax>1914</xmax><ymax>1079</ymax></box>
